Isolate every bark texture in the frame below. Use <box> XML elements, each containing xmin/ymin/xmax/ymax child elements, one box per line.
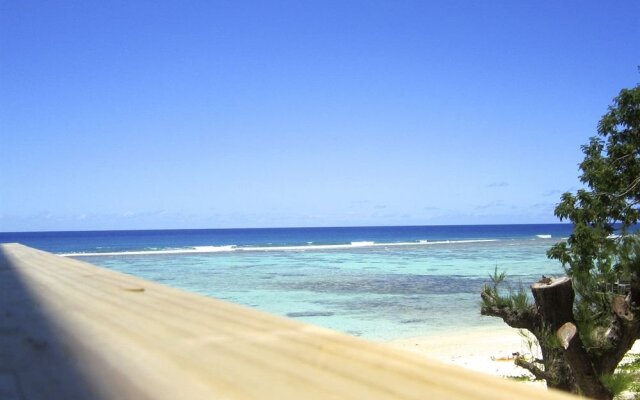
<box><xmin>481</xmin><ymin>275</ymin><xmax>640</xmax><ymax>399</ymax></box>
<box><xmin>532</xmin><ymin>278</ymin><xmax>611</xmax><ymax>400</ymax></box>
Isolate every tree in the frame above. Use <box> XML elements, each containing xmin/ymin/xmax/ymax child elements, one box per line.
<box><xmin>481</xmin><ymin>82</ymin><xmax>640</xmax><ymax>399</ymax></box>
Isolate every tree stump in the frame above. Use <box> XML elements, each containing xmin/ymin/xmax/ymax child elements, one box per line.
<box><xmin>532</xmin><ymin>276</ymin><xmax>574</xmax><ymax>329</ymax></box>
<box><xmin>531</xmin><ymin>276</ymin><xmax>612</xmax><ymax>400</ymax></box>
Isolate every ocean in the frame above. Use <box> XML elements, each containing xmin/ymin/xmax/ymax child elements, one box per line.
<box><xmin>0</xmin><ymin>224</ymin><xmax>571</xmax><ymax>340</ymax></box>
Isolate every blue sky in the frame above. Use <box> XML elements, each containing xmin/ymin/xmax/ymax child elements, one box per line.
<box><xmin>1</xmin><ymin>1</ymin><xmax>639</xmax><ymax>232</ymax></box>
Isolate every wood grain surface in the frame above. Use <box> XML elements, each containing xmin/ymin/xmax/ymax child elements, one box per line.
<box><xmin>0</xmin><ymin>243</ymin><xmax>577</xmax><ymax>400</ymax></box>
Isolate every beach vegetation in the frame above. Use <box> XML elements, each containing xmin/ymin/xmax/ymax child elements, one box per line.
<box><xmin>505</xmin><ymin>374</ymin><xmax>534</xmax><ymax>382</ymax></box>
<box><xmin>489</xmin><ymin>266</ymin><xmax>507</xmax><ymax>287</ymax></box>
<box><xmin>481</xmin><ymin>267</ymin><xmax>530</xmax><ymax>310</ymax></box>
<box><xmin>481</xmin><ymin>82</ymin><xmax>640</xmax><ymax>400</ymax></box>
<box><xmin>619</xmin><ymin>354</ymin><xmax>640</xmax><ymax>372</ymax></box>
<box><xmin>536</xmin><ymin>324</ymin><xmax>563</xmax><ymax>350</ymax></box>
<box><xmin>481</xmin><ymin>267</ymin><xmax>510</xmax><ymax>308</ymax></box>
<box><xmin>601</xmin><ymin>372</ymin><xmax>635</xmax><ymax>398</ymax></box>
<box><xmin>510</xmin><ymin>285</ymin><xmax>531</xmax><ymax>311</ymax></box>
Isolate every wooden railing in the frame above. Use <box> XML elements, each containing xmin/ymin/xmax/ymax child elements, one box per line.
<box><xmin>0</xmin><ymin>243</ymin><xmax>576</xmax><ymax>399</ymax></box>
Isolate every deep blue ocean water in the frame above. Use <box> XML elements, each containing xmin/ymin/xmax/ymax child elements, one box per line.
<box><xmin>0</xmin><ymin>224</ymin><xmax>572</xmax><ymax>340</ymax></box>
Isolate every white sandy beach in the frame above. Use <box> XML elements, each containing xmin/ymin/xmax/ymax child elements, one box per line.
<box><xmin>388</xmin><ymin>326</ymin><xmax>640</xmax><ymax>385</ymax></box>
<box><xmin>389</xmin><ymin>326</ymin><xmax>540</xmax><ymax>381</ymax></box>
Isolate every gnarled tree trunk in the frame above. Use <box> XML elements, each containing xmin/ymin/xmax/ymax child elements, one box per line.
<box><xmin>532</xmin><ymin>277</ymin><xmax>612</xmax><ymax>400</ymax></box>
<box><xmin>480</xmin><ymin>275</ymin><xmax>640</xmax><ymax>400</ymax></box>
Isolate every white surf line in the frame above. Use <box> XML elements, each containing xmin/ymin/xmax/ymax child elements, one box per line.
<box><xmin>60</xmin><ymin>239</ymin><xmax>499</xmax><ymax>257</ymax></box>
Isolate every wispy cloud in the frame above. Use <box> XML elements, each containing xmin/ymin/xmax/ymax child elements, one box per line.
<box><xmin>487</xmin><ymin>182</ymin><xmax>509</xmax><ymax>188</ymax></box>
<box><xmin>531</xmin><ymin>202</ymin><xmax>555</xmax><ymax>210</ymax></box>
<box><xmin>543</xmin><ymin>189</ymin><xmax>563</xmax><ymax>197</ymax></box>
<box><xmin>348</xmin><ymin>200</ymin><xmax>372</xmax><ymax>209</ymax></box>
<box><xmin>475</xmin><ymin>200</ymin><xmax>506</xmax><ymax>210</ymax></box>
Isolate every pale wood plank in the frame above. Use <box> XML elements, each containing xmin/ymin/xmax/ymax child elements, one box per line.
<box><xmin>0</xmin><ymin>243</ymin><xmax>577</xmax><ymax>399</ymax></box>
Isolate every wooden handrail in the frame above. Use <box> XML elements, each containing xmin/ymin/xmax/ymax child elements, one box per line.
<box><xmin>0</xmin><ymin>243</ymin><xmax>577</xmax><ymax>399</ymax></box>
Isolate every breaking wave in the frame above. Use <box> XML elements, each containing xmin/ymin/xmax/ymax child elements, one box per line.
<box><xmin>61</xmin><ymin>239</ymin><xmax>498</xmax><ymax>257</ymax></box>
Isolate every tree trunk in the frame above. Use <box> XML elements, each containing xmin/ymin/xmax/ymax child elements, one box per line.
<box><xmin>539</xmin><ymin>345</ymin><xmax>575</xmax><ymax>392</ymax></box>
<box><xmin>531</xmin><ymin>277</ymin><xmax>575</xmax><ymax>328</ymax></box>
<box><xmin>532</xmin><ymin>277</ymin><xmax>613</xmax><ymax>400</ymax></box>
<box><xmin>595</xmin><ymin>274</ymin><xmax>640</xmax><ymax>375</ymax></box>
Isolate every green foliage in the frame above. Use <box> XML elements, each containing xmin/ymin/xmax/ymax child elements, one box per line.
<box><xmin>619</xmin><ymin>354</ymin><xmax>640</xmax><ymax>372</ymax></box>
<box><xmin>547</xmin><ymin>83</ymin><xmax>640</xmax><ymax>347</ymax></box>
<box><xmin>572</xmin><ymin>277</ymin><xmax>615</xmax><ymax>352</ymax></box>
<box><xmin>615</xmin><ymin>354</ymin><xmax>640</xmax><ymax>398</ymax></box>
<box><xmin>511</xmin><ymin>285</ymin><xmax>530</xmax><ymax>311</ymax></box>
<box><xmin>481</xmin><ymin>82</ymin><xmax>640</xmax><ymax>397</ymax></box>
<box><xmin>481</xmin><ymin>284</ymin><xmax>511</xmax><ymax>309</ymax></box>
<box><xmin>505</xmin><ymin>374</ymin><xmax>533</xmax><ymax>382</ymax></box>
<box><xmin>549</xmin><ymin>84</ymin><xmax>640</xmax><ymax>276</ymax></box>
<box><xmin>535</xmin><ymin>324</ymin><xmax>562</xmax><ymax>350</ymax></box>
<box><xmin>601</xmin><ymin>372</ymin><xmax>635</xmax><ymax>397</ymax></box>
<box><xmin>618</xmin><ymin>236</ymin><xmax>640</xmax><ymax>277</ymax></box>
<box><xmin>481</xmin><ymin>267</ymin><xmax>531</xmax><ymax>310</ymax></box>
<box><xmin>482</xmin><ymin>267</ymin><xmax>507</xmax><ymax>308</ymax></box>
<box><xmin>490</xmin><ymin>266</ymin><xmax>507</xmax><ymax>287</ymax></box>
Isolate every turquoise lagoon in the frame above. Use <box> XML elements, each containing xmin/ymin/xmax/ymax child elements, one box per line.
<box><xmin>1</xmin><ymin>225</ymin><xmax>568</xmax><ymax>340</ymax></box>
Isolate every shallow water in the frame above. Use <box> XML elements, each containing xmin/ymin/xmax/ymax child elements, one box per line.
<box><xmin>76</xmin><ymin>238</ymin><xmax>564</xmax><ymax>340</ymax></box>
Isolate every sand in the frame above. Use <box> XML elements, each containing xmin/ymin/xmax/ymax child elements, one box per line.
<box><xmin>389</xmin><ymin>325</ymin><xmax>640</xmax><ymax>386</ymax></box>
<box><xmin>389</xmin><ymin>326</ymin><xmax>541</xmax><ymax>381</ymax></box>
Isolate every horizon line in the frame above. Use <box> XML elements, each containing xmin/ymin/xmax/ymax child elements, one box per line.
<box><xmin>0</xmin><ymin>221</ymin><xmax>573</xmax><ymax>235</ymax></box>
